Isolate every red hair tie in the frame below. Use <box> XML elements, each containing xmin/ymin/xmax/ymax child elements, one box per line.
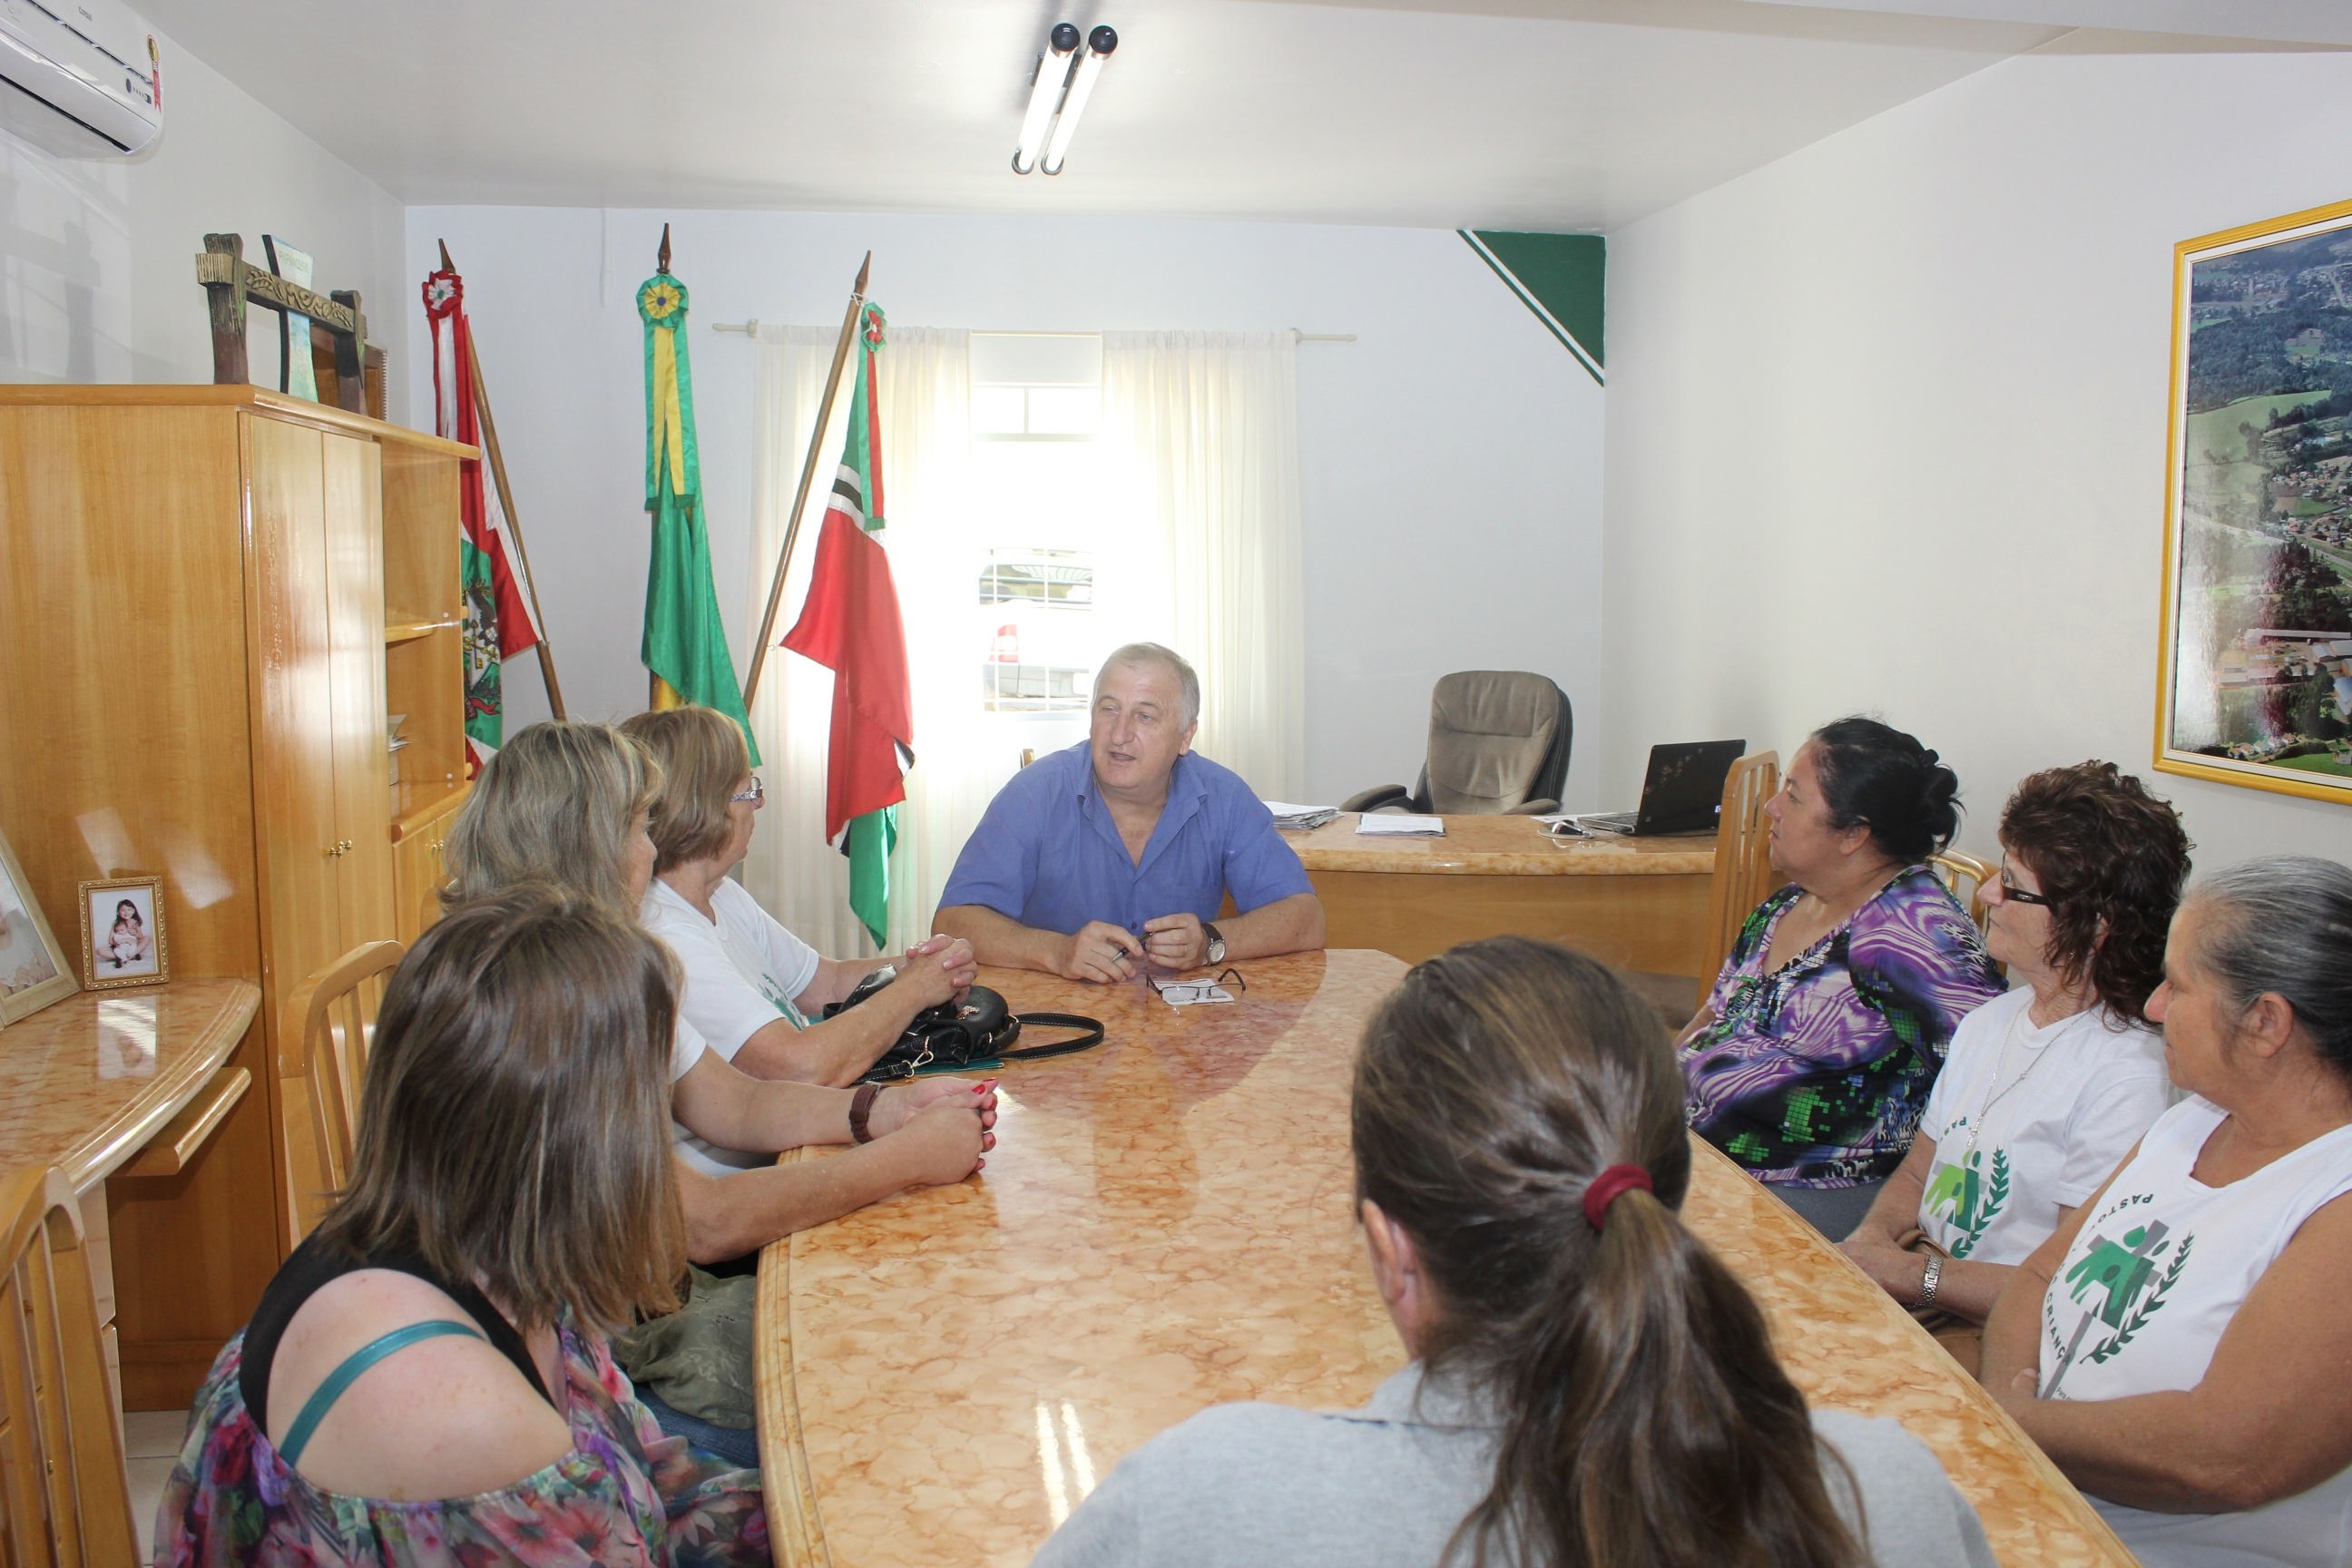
<box><xmin>1583</xmin><ymin>1163</ymin><xmax>1654</xmax><ymax>1231</ymax></box>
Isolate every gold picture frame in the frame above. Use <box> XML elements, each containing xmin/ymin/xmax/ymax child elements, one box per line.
<box><xmin>0</xmin><ymin>827</ymin><xmax>77</xmax><ymax>1024</ymax></box>
<box><xmin>2155</xmin><ymin>194</ymin><xmax>2352</xmax><ymax>803</ymax></box>
<box><xmin>78</xmin><ymin>875</ymin><xmax>168</xmax><ymax>991</ymax></box>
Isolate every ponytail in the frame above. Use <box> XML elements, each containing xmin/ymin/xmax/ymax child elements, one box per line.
<box><xmin>1458</xmin><ymin>1188</ymin><xmax>1861</xmax><ymax>1568</ymax></box>
<box><xmin>1357</xmin><ymin>938</ymin><xmax>1867</xmax><ymax>1568</ymax></box>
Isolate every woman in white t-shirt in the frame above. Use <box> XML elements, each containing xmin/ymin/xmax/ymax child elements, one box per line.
<box><xmin>1841</xmin><ymin>762</ymin><xmax>2190</xmax><ymax>1351</ymax></box>
<box><xmin>1980</xmin><ymin>856</ymin><xmax>2352</xmax><ymax>1567</ymax></box>
<box><xmin>621</xmin><ymin>706</ymin><xmax>981</xmax><ymax>1113</ymax></box>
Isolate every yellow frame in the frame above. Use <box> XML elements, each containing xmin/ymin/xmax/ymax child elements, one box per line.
<box><xmin>0</xmin><ymin>828</ymin><xmax>76</xmax><ymax>1025</ymax></box>
<box><xmin>77</xmin><ymin>874</ymin><xmax>170</xmax><ymax>992</ymax></box>
<box><xmin>2154</xmin><ymin>194</ymin><xmax>2352</xmax><ymax>804</ymax></box>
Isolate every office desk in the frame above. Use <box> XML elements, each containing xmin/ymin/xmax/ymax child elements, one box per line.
<box><xmin>1288</xmin><ymin>814</ymin><xmax>1715</xmax><ymax>973</ymax></box>
<box><xmin>754</xmin><ymin>952</ymin><xmax>2129</xmax><ymax>1568</ymax></box>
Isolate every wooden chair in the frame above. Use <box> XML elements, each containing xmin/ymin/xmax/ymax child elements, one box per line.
<box><xmin>281</xmin><ymin>940</ymin><xmax>405</xmax><ymax>1245</ymax></box>
<box><xmin>1697</xmin><ymin>750</ymin><xmax>1783</xmax><ymax>995</ymax></box>
<box><xmin>1929</xmin><ymin>849</ymin><xmax>1995</xmax><ymax>940</ymax></box>
<box><xmin>0</xmin><ymin>1165</ymin><xmax>138</xmax><ymax>1568</ymax></box>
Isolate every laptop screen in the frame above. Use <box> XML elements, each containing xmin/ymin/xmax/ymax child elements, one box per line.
<box><xmin>1633</xmin><ymin>740</ymin><xmax>1748</xmax><ymax>836</ymax></box>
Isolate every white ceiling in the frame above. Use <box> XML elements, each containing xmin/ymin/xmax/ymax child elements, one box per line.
<box><xmin>136</xmin><ymin>0</ymin><xmax>2347</xmax><ymax>231</ymax></box>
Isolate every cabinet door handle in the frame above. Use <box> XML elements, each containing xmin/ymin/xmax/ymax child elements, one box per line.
<box><xmin>326</xmin><ymin>838</ymin><xmax>354</xmax><ymax>858</ymax></box>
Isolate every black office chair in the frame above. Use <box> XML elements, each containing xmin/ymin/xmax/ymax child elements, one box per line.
<box><xmin>1341</xmin><ymin>671</ymin><xmax>1573</xmax><ymax>816</ymax></box>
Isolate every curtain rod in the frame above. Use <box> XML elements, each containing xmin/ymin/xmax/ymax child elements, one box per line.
<box><xmin>706</xmin><ymin>319</ymin><xmax>1353</xmax><ymax>341</ymax></box>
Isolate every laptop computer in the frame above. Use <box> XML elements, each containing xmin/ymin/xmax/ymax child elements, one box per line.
<box><xmin>1570</xmin><ymin>740</ymin><xmax>1748</xmax><ymax>838</ymax></box>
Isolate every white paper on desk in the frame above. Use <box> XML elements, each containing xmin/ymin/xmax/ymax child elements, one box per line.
<box><xmin>1356</xmin><ymin>813</ymin><xmax>1445</xmax><ymax>837</ymax></box>
<box><xmin>1260</xmin><ymin>800</ymin><xmax>1329</xmax><ymax>818</ymax></box>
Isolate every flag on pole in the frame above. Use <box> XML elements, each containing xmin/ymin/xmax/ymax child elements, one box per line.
<box><xmin>423</xmin><ymin>266</ymin><xmax>544</xmax><ymax>772</ymax></box>
<box><xmin>782</xmin><ymin>303</ymin><xmax>913</xmax><ymax>948</ymax></box>
<box><xmin>637</xmin><ymin>270</ymin><xmax>760</xmax><ymax>762</ymax></box>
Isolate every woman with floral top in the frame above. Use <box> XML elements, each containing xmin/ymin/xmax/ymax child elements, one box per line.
<box><xmin>155</xmin><ymin>887</ymin><xmax>766</xmax><ymax>1568</ymax></box>
<box><xmin>1679</xmin><ymin>717</ymin><xmax>2005</xmax><ymax>1235</ymax></box>
<box><xmin>1840</xmin><ymin>762</ymin><xmax>2190</xmax><ymax>1365</ymax></box>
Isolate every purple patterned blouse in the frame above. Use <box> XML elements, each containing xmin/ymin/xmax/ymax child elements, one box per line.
<box><xmin>1681</xmin><ymin>866</ymin><xmax>2005</xmax><ymax>1189</ymax></box>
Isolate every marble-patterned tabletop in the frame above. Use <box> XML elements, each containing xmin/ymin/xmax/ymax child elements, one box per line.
<box><xmin>756</xmin><ymin>950</ymin><xmax>2129</xmax><ymax>1568</ymax></box>
<box><xmin>1288</xmin><ymin>811</ymin><xmax>1716</xmax><ymax>876</ymax></box>
<box><xmin>0</xmin><ymin>977</ymin><xmax>258</xmax><ymax>1191</ymax></box>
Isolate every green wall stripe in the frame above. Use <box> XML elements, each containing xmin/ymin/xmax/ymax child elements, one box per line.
<box><xmin>1460</xmin><ymin>230</ymin><xmax>1605</xmax><ymax>386</ymax></box>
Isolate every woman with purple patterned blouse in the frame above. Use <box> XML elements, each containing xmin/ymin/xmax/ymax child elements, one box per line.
<box><xmin>1679</xmin><ymin>718</ymin><xmax>2005</xmax><ymax>1237</ymax></box>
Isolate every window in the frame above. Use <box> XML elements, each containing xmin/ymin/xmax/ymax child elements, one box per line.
<box><xmin>969</xmin><ymin>335</ymin><xmax>1111</xmax><ymax>716</ymax></box>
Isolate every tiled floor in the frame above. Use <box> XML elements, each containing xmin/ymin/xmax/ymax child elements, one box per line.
<box><xmin>124</xmin><ymin>1409</ymin><xmax>184</xmax><ymax>1567</ymax></box>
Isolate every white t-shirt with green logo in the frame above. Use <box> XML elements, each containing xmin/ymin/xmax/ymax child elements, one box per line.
<box><xmin>643</xmin><ymin>877</ymin><xmax>821</xmax><ymax>1177</ymax></box>
<box><xmin>1916</xmin><ymin>990</ymin><xmax>2171</xmax><ymax>1265</ymax></box>
<box><xmin>2039</xmin><ymin>1096</ymin><xmax>2352</xmax><ymax>1565</ymax></box>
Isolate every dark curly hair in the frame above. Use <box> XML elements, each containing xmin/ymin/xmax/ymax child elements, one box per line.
<box><xmin>2000</xmin><ymin>761</ymin><xmax>2191</xmax><ymax>1024</ymax></box>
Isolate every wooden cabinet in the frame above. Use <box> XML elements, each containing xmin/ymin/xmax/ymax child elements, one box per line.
<box><xmin>0</xmin><ymin>387</ymin><xmax>474</xmax><ymax>1407</ymax></box>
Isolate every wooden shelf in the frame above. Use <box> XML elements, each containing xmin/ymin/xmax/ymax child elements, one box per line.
<box><xmin>390</xmin><ymin>778</ymin><xmax>469</xmax><ymax>841</ymax></box>
<box><xmin>384</xmin><ymin>612</ymin><xmax>459</xmax><ymax>645</ymax></box>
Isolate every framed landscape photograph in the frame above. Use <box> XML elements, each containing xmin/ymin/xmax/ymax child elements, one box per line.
<box><xmin>2157</xmin><ymin>196</ymin><xmax>2352</xmax><ymax>803</ymax></box>
<box><xmin>0</xmin><ymin>828</ymin><xmax>76</xmax><ymax>1024</ymax></box>
<box><xmin>79</xmin><ymin>875</ymin><xmax>167</xmax><ymax>990</ymax></box>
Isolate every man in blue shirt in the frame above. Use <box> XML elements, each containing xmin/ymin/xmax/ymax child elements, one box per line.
<box><xmin>935</xmin><ymin>643</ymin><xmax>1325</xmax><ymax>982</ymax></box>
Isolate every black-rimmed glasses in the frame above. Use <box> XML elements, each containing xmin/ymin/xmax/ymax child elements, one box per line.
<box><xmin>1148</xmin><ymin>967</ymin><xmax>1245</xmax><ymax>1004</ymax></box>
<box><xmin>1994</xmin><ymin>866</ymin><xmax>2054</xmax><ymax>907</ymax></box>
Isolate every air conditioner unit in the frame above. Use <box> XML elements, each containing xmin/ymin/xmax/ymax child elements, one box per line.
<box><xmin>0</xmin><ymin>0</ymin><xmax>160</xmax><ymax>157</ymax></box>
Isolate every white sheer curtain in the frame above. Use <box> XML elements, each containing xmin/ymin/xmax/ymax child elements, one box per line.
<box><xmin>1099</xmin><ymin>332</ymin><xmax>1305</xmax><ymax>799</ymax></box>
<box><xmin>741</xmin><ymin>323</ymin><xmax>989</xmax><ymax>956</ymax></box>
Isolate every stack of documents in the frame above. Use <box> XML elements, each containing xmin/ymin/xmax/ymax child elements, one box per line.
<box><xmin>1355</xmin><ymin>812</ymin><xmax>1446</xmax><ymax>837</ymax></box>
<box><xmin>1261</xmin><ymin>800</ymin><xmax>1340</xmax><ymax>831</ymax></box>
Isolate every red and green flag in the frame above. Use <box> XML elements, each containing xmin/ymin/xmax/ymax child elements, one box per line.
<box><xmin>423</xmin><ymin>265</ymin><xmax>544</xmax><ymax>773</ymax></box>
<box><xmin>782</xmin><ymin>303</ymin><xmax>912</xmax><ymax>948</ymax></box>
<box><xmin>638</xmin><ymin>270</ymin><xmax>759</xmax><ymax>761</ymax></box>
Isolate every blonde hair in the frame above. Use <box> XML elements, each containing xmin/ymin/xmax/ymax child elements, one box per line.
<box><xmin>441</xmin><ymin>720</ymin><xmax>661</xmax><ymax>916</ymax></box>
<box><xmin>618</xmin><ymin>706</ymin><xmax>750</xmax><ymax>874</ymax></box>
<box><xmin>315</xmin><ymin>887</ymin><xmax>686</xmax><ymax>1334</ymax></box>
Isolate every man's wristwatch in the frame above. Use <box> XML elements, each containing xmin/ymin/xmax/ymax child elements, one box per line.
<box><xmin>1201</xmin><ymin>922</ymin><xmax>1226</xmax><ymax>966</ymax></box>
<box><xmin>1919</xmin><ymin>1253</ymin><xmax>1944</xmax><ymax>1307</ymax></box>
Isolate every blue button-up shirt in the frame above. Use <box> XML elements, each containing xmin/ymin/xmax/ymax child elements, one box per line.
<box><xmin>938</xmin><ymin>740</ymin><xmax>1313</xmax><ymax>936</ymax></box>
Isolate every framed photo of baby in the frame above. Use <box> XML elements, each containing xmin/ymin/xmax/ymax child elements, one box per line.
<box><xmin>0</xmin><ymin>828</ymin><xmax>75</xmax><ymax>1024</ymax></box>
<box><xmin>80</xmin><ymin>875</ymin><xmax>168</xmax><ymax>990</ymax></box>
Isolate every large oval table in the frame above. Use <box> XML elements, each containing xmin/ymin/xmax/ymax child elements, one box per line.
<box><xmin>756</xmin><ymin>951</ymin><xmax>2131</xmax><ymax>1568</ymax></box>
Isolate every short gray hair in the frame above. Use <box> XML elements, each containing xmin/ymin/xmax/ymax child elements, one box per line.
<box><xmin>2186</xmin><ymin>855</ymin><xmax>2352</xmax><ymax>1076</ymax></box>
<box><xmin>1096</xmin><ymin>642</ymin><xmax>1200</xmax><ymax>727</ymax></box>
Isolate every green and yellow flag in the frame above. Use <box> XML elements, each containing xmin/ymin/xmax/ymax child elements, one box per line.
<box><xmin>638</xmin><ymin>270</ymin><xmax>759</xmax><ymax>762</ymax></box>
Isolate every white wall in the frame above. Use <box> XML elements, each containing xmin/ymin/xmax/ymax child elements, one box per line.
<box><xmin>1604</xmin><ymin>44</ymin><xmax>2352</xmax><ymax>871</ymax></box>
<box><xmin>402</xmin><ymin>209</ymin><xmax>1606</xmax><ymax>807</ymax></box>
<box><xmin>0</xmin><ymin>25</ymin><xmax>404</xmax><ymax>405</ymax></box>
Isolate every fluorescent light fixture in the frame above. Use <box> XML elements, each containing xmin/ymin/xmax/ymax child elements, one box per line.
<box><xmin>1041</xmin><ymin>25</ymin><xmax>1117</xmax><ymax>176</ymax></box>
<box><xmin>1012</xmin><ymin>23</ymin><xmax>1080</xmax><ymax>175</ymax></box>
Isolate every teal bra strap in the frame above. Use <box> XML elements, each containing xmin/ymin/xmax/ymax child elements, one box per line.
<box><xmin>279</xmin><ymin>1319</ymin><xmax>484</xmax><ymax>1467</ymax></box>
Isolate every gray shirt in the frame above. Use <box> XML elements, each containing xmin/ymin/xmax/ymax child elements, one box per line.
<box><xmin>1032</xmin><ymin>1365</ymin><xmax>1995</xmax><ymax>1568</ymax></box>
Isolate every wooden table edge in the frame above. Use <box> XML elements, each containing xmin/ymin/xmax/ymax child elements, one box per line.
<box><xmin>56</xmin><ymin>979</ymin><xmax>260</xmax><ymax>1192</ymax></box>
<box><xmin>1688</xmin><ymin>1139</ymin><xmax>2135</xmax><ymax>1563</ymax></box>
<box><xmin>758</xmin><ymin>1144</ymin><xmax>832</xmax><ymax>1568</ymax></box>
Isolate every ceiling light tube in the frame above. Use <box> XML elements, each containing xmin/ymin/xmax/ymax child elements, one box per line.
<box><xmin>1041</xmin><ymin>24</ymin><xmax>1116</xmax><ymax>176</ymax></box>
<box><xmin>1013</xmin><ymin>23</ymin><xmax>1081</xmax><ymax>175</ymax></box>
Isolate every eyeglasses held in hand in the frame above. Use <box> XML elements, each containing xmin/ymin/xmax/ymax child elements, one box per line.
<box><xmin>731</xmin><ymin>776</ymin><xmax>765</xmax><ymax>805</ymax></box>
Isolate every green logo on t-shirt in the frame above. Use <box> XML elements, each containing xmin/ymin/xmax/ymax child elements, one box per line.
<box><xmin>2044</xmin><ymin>1214</ymin><xmax>2194</xmax><ymax>1395</ymax></box>
<box><xmin>1923</xmin><ymin>1145</ymin><xmax>2009</xmax><ymax>1258</ymax></box>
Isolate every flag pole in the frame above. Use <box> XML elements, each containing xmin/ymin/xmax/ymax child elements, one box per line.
<box><xmin>439</xmin><ymin>240</ymin><xmax>568</xmax><ymax>720</ymax></box>
<box><xmin>741</xmin><ymin>250</ymin><xmax>871</xmax><ymax>714</ymax></box>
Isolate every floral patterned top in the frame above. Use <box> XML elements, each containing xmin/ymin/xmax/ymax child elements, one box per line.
<box><xmin>155</xmin><ymin>1321</ymin><xmax>767</xmax><ymax>1568</ymax></box>
<box><xmin>1681</xmin><ymin>866</ymin><xmax>2005</xmax><ymax>1189</ymax></box>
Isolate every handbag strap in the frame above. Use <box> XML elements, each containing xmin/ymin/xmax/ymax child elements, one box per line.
<box><xmin>995</xmin><ymin>1012</ymin><xmax>1105</xmax><ymax>1063</ymax></box>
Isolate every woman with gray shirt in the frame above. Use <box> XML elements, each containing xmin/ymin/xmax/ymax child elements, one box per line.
<box><xmin>1034</xmin><ymin>937</ymin><xmax>1993</xmax><ymax>1568</ymax></box>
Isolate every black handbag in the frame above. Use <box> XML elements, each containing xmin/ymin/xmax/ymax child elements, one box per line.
<box><xmin>825</xmin><ymin>967</ymin><xmax>1105</xmax><ymax>1083</ymax></box>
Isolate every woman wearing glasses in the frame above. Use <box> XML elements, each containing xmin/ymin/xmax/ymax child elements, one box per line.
<box><xmin>1839</xmin><ymin>762</ymin><xmax>2190</xmax><ymax>1369</ymax></box>
<box><xmin>621</xmin><ymin>705</ymin><xmax>979</xmax><ymax>1099</ymax></box>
